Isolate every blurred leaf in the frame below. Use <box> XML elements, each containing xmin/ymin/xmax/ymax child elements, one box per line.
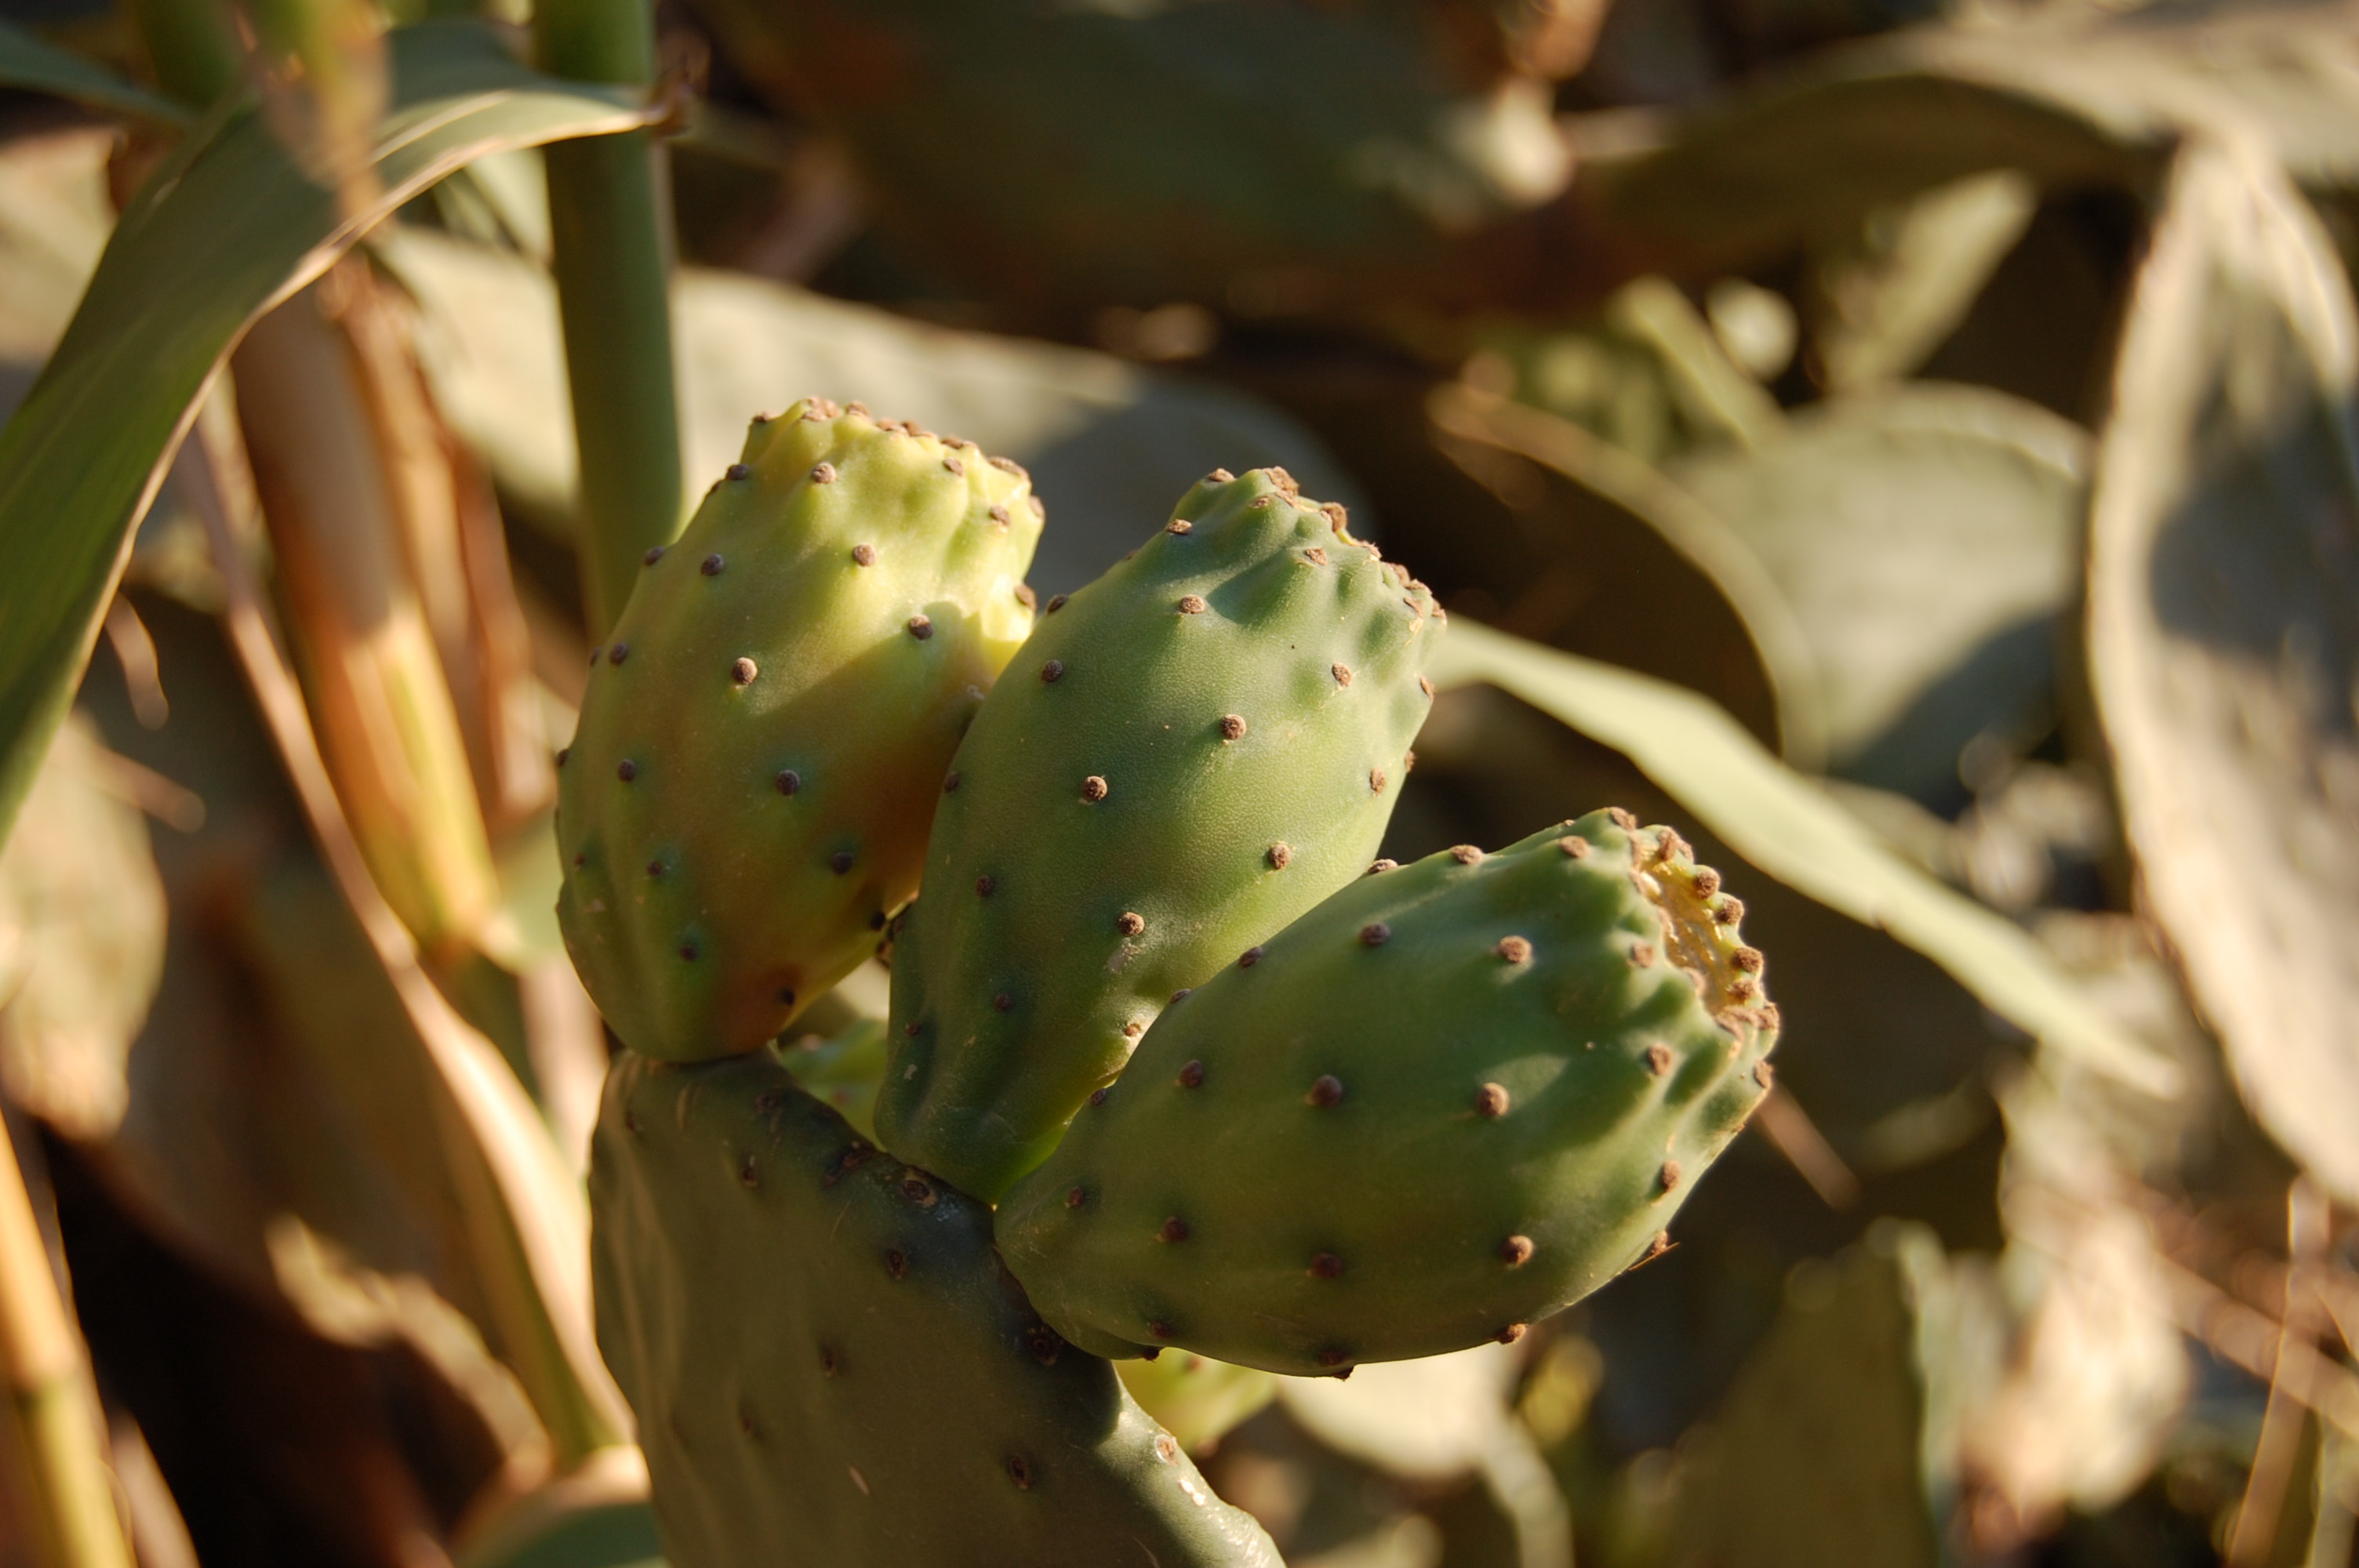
<box><xmin>0</xmin><ymin>129</ymin><xmax>116</xmax><ymax>368</ymax></box>
<box><xmin>1812</xmin><ymin>169</ymin><xmax>2041</xmax><ymax>394</ymax></box>
<box><xmin>380</xmin><ymin>225</ymin><xmax>1365</xmax><ymax>594</ymax></box>
<box><xmin>1664</xmin><ymin>1227</ymin><xmax>1941</xmax><ymax>1568</ymax></box>
<box><xmin>1427</xmin><ymin>383</ymin><xmax>1823</xmax><ymax>764</ymax></box>
<box><xmin>773</xmin><ymin>1014</ymin><xmax>886</xmax><ymax>1143</ymax></box>
<box><xmin>0</xmin><ymin>16</ymin><xmax>192</xmax><ymax>125</ymax></box>
<box><xmin>1117</xmin><ymin>1353</ymin><xmax>1279</xmax><ymax>1456</ymax></box>
<box><xmin>1427</xmin><ymin>619</ymin><xmax>2182</xmax><ymax>1099</ymax></box>
<box><xmin>238</xmin><ymin>0</ymin><xmax>389</xmax><ymax>222</ymax></box>
<box><xmin>0</xmin><ymin>714</ymin><xmax>165</xmax><ymax>1141</ymax></box>
<box><xmin>1670</xmin><ymin>382</ymin><xmax>2089</xmax><ymax>803</ymax></box>
<box><xmin>2085</xmin><ymin>135</ymin><xmax>2359</xmax><ymax>1205</ymax></box>
<box><xmin>1586</xmin><ymin>7</ymin><xmax>2359</xmax><ymax>281</ymax></box>
<box><xmin>455</xmin><ymin>1448</ymin><xmax>662</xmax><ymax>1568</ymax></box>
<box><xmin>1279</xmin><ymin>1345</ymin><xmax>1519</xmax><ymax>1483</ymax></box>
<box><xmin>0</xmin><ymin>18</ymin><xmax>658</xmax><ymax>849</ymax></box>
<box><xmin>685</xmin><ymin>0</ymin><xmax>1571</xmax><ymax>318</ymax></box>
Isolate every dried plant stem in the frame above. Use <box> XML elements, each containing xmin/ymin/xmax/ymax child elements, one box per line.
<box><xmin>187</xmin><ymin>392</ymin><xmax>632</xmax><ymax>1467</ymax></box>
<box><xmin>2226</xmin><ymin>1180</ymin><xmax>2332</xmax><ymax>1568</ymax></box>
<box><xmin>0</xmin><ymin>1116</ymin><xmax>133</xmax><ymax>1568</ymax></box>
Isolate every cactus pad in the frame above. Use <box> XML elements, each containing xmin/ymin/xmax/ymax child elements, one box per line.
<box><xmin>590</xmin><ymin>1051</ymin><xmax>1283</xmax><ymax>1568</ymax></box>
<box><xmin>995</xmin><ymin>811</ymin><xmax>1776</xmax><ymax>1375</ymax></box>
<box><xmin>878</xmin><ymin>466</ymin><xmax>1441</xmax><ymax>1199</ymax></box>
<box><xmin>557</xmin><ymin>399</ymin><xmax>1042</xmax><ymax>1058</ymax></box>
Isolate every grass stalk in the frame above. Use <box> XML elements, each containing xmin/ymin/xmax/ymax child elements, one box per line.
<box><xmin>534</xmin><ymin>0</ymin><xmax>682</xmax><ymax>633</ymax></box>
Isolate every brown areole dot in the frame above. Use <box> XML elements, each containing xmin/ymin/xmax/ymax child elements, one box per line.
<box><xmin>1115</xmin><ymin>911</ymin><xmax>1145</xmax><ymax>936</ymax></box>
<box><xmin>1630</xmin><ymin>942</ymin><xmax>1658</xmax><ymax>967</ymax></box>
<box><xmin>1219</xmin><ymin>714</ymin><xmax>1248</xmax><ymax>741</ymax></box>
<box><xmin>1367</xmin><ymin>859</ymin><xmax>1398</xmax><ymax>875</ymax></box>
<box><xmin>850</xmin><ymin>543</ymin><xmax>875</xmax><ymax>566</ymax></box>
<box><xmin>975</xmin><ymin>875</ymin><xmax>995</xmax><ymax>897</ymax></box>
<box><xmin>732</xmin><ymin>657</ymin><xmax>758</xmax><ymax>685</ymax></box>
<box><xmin>1316</xmin><ymin>1348</ymin><xmax>1350</xmax><ymax>1368</ymax></box>
<box><xmin>1178</xmin><ymin>594</ymin><xmax>1207</xmax><ymax>614</ymax></box>
<box><xmin>1732</xmin><ymin>947</ymin><xmax>1765</xmax><ymax>973</ymax></box>
<box><xmin>1496</xmin><ymin>1324</ymin><xmax>1528</xmax><ymax>1345</ymax></box>
<box><xmin>1559</xmin><ymin>836</ymin><xmax>1590</xmax><ymax>858</ymax></box>
<box><xmin>777</xmin><ymin>987</ymin><xmax>796</xmax><ymax>1007</ymax></box>
<box><xmin>829</xmin><ymin>849</ymin><xmax>854</xmax><ymax>874</ymax></box>
<box><xmin>702</xmin><ymin>554</ymin><xmax>725</xmax><ymax>575</ymax></box>
<box><xmin>1041</xmin><ymin>659</ymin><xmax>1065</xmax><ymax>683</ymax></box>
<box><xmin>1167</xmin><ymin>519</ymin><xmax>1192</xmax><ymax>535</ymax></box>
<box><xmin>1045</xmin><ymin>593</ymin><xmax>1068</xmax><ymax>613</ymax></box>
<box><xmin>1370</xmin><ymin>768</ymin><xmax>1387</xmax><ymax>793</ymax></box>
<box><xmin>1307</xmin><ymin>1074</ymin><xmax>1345</xmax><ymax>1107</ymax></box>
<box><xmin>1123</xmin><ymin>1019</ymin><xmax>1144</xmax><ymax>1038</ymax></box>
<box><xmin>1066</xmin><ymin>1186</ymin><xmax>1088</xmax><ymax>1208</ymax></box>
<box><xmin>1692</xmin><ymin>868</ymin><xmax>1722</xmax><ymax>897</ymax></box>
<box><xmin>1660</xmin><ymin>1160</ymin><xmax>1683</xmax><ymax>1193</ymax></box>
<box><xmin>1359</xmin><ymin>923</ymin><xmax>1390</xmax><ymax>947</ymax></box>
<box><xmin>776</xmin><ymin>770</ymin><xmax>801</xmax><ymax>795</ymax></box>
<box><xmin>1716</xmin><ymin>897</ymin><xmax>1746</xmax><ymax>925</ymax></box>
<box><xmin>679</xmin><ymin>942</ymin><xmax>699</xmax><ymax>961</ymax></box>
<box><xmin>907</xmin><ymin>615</ymin><xmax>933</xmax><ymax>640</ymax></box>
<box><xmin>1016</xmin><ymin>583</ymin><xmax>1036</xmax><ymax>610</ymax></box>
<box><xmin>989</xmin><ymin>504</ymin><xmax>1011</xmax><ymax>527</ymax></box>
<box><xmin>1169</xmin><ymin>989</ymin><xmax>1192</xmax><ymax>1004</ymax></box>
<box><xmin>556</xmin><ymin>747</ymin><xmax>569</xmax><ymax>767</ymax></box>
<box><xmin>616</xmin><ymin>760</ymin><xmax>638</xmax><ymax>782</ymax></box>
<box><xmin>642</xmin><ymin>546</ymin><xmax>664</xmax><ymax>566</ymax></box>
<box><xmin>1088</xmin><ymin>1087</ymin><xmax>1109</xmax><ymax>1107</ymax></box>
<box><xmin>1331</xmin><ymin>662</ymin><xmax>1353</xmax><ymax>686</ymax></box>
<box><xmin>1418</xmin><ymin>676</ymin><xmax>1434</xmax><ymax>698</ymax></box>
<box><xmin>1177</xmin><ymin>1060</ymin><xmax>1205</xmax><ymax>1088</ymax></box>
<box><xmin>1148</xmin><ymin>1321</ymin><xmax>1175</xmax><ymax>1340</ymax></box>
<box><xmin>645</xmin><ymin>859</ymin><xmax>664</xmax><ymax>878</ymax></box>
<box><xmin>883</xmin><ymin>1249</ymin><xmax>907</xmax><ymax>1279</ymax></box>
<box><xmin>943</xmin><ymin>455</ymin><xmax>965</xmax><ymax>477</ymax></box>
<box><xmin>1238</xmin><ymin>946</ymin><xmax>1263</xmax><ymax>968</ymax></box>
<box><xmin>1267</xmin><ymin>842</ymin><xmax>1292</xmax><ymax>869</ymax></box>
<box><xmin>1310</xmin><ymin>1252</ymin><xmax>1343</xmax><ymax>1279</ymax></box>
<box><xmin>1501</xmin><ymin>1236</ymin><xmax>1535</xmax><ymax>1267</ymax></box>
<box><xmin>811</xmin><ymin>463</ymin><xmax>837</xmax><ymax>484</ymax></box>
<box><xmin>1474</xmin><ymin>1083</ymin><xmax>1510</xmax><ymax>1117</ymax></box>
<box><xmin>1754</xmin><ymin>1060</ymin><xmax>1775</xmax><ymax>1090</ymax></box>
<box><xmin>1005</xmin><ymin>1456</ymin><xmax>1030</xmax><ymax>1490</ymax></box>
<box><xmin>993</xmin><ymin>993</ymin><xmax>1015</xmax><ymax>1013</ymax></box>
<box><xmin>725</xmin><ymin>463</ymin><xmax>751</xmax><ymax>481</ymax></box>
<box><xmin>1081</xmin><ymin>775</ymin><xmax>1109</xmax><ymax>802</ymax></box>
<box><xmin>1608</xmin><ymin>808</ymin><xmax>1639</xmax><ymax>831</ymax></box>
<box><xmin>1158</xmin><ymin>1217</ymin><xmax>1189</xmax><ymax>1243</ymax></box>
<box><xmin>1451</xmin><ymin>844</ymin><xmax>1483</xmax><ymax>865</ymax></box>
<box><xmin>1496</xmin><ymin>935</ymin><xmax>1532</xmax><ymax>963</ymax></box>
<box><xmin>608</xmin><ymin>643</ymin><xmax>629</xmax><ymax>665</ymax></box>
<box><xmin>942</xmin><ymin>771</ymin><xmax>961</xmax><ymax>793</ymax></box>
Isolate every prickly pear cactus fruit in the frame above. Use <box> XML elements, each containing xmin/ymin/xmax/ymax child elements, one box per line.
<box><xmin>590</xmin><ymin>1051</ymin><xmax>1284</xmax><ymax>1568</ymax></box>
<box><xmin>557</xmin><ymin>399</ymin><xmax>1042</xmax><ymax>1059</ymax></box>
<box><xmin>878</xmin><ymin>466</ymin><xmax>1441</xmax><ymax>1200</ymax></box>
<box><xmin>996</xmin><ymin>810</ymin><xmax>1776</xmax><ymax>1375</ymax></box>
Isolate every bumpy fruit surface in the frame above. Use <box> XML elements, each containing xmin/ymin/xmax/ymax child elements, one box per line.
<box><xmin>996</xmin><ymin>811</ymin><xmax>1776</xmax><ymax>1375</ymax></box>
<box><xmin>557</xmin><ymin>399</ymin><xmax>1041</xmax><ymax>1058</ymax></box>
<box><xmin>590</xmin><ymin>1051</ymin><xmax>1282</xmax><ymax>1568</ymax></box>
<box><xmin>878</xmin><ymin>467</ymin><xmax>1441</xmax><ymax>1200</ymax></box>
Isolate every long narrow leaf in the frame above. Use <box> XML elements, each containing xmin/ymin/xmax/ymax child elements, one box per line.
<box><xmin>0</xmin><ymin>16</ymin><xmax>191</xmax><ymax>125</ymax></box>
<box><xmin>1430</xmin><ymin>619</ymin><xmax>2182</xmax><ymax>1098</ymax></box>
<box><xmin>0</xmin><ymin>19</ymin><xmax>659</xmax><ymax>847</ymax></box>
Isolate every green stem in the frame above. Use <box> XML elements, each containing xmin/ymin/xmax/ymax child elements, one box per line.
<box><xmin>534</xmin><ymin>0</ymin><xmax>683</xmax><ymax>634</ymax></box>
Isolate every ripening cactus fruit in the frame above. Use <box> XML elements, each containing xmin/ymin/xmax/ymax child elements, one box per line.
<box><xmin>590</xmin><ymin>1051</ymin><xmax>1284</xmax><ymax>1568</ymax></box>
<box><xmin>877</xmin><ymin>467</ymin><xmax>1441</xmax><ymax>1200</ymax></box>
<box><xmin>995</xmin><ymin>811</ymin><xmax>1776</xmax><ymax>1376</ymax></box>
<box><xmin>556</xmin><ymin>399</ymin><xmax>1043</xmax><ymax>1059</ymax></box>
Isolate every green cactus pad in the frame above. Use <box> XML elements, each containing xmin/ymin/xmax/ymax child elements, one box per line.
<box><xmin>557</xmin><ymin>398</ymin><xmax>1043</xmax><ymax>1059</ymax></box>
<box><xmin>590</xmin><ymin>1051</ymin><xmax>1284</xmax><ymax>1568</ymax></box>
<box><xmin>878</xmin><ymin>466</ymin><xmax>1441</xmax><ymax>1200</ymax></box>
<box><xmin>995</xmin><ymin>810</ymin><xmax>1776</xmax><ymax>1375</ymax></box>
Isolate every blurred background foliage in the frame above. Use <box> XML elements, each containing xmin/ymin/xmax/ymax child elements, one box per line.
<box><xmin>0</xmin><ymin>0</ymin><xmax>2356</xmax><ymax>1563</ymax></box>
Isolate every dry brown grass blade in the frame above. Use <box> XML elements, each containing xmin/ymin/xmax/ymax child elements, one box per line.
<box><xmin>189</xmin><ymin>391</ymin><xmax>631</xmax><ymax>1466</ymax></box>
<box><xmin>2226</xmin><ymin>1180</ymin><xmax>2333</xmax><ymax>1567</ymax></box>
<box><xmin>231</xmin><ymin>263</ymin><xmax>503</xmax><ymax>954</ymax></box>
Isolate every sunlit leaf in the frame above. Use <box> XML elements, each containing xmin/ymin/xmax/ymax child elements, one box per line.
<box><xmin>1429</xmin><ymin>619</ymin><xmax>2182</xmax><ymax>1098</ymax></box>
<box><xmin>0</xmin><ymin>19</ymin><xmax>658</xmax><ymax>847</ymax></box>
<box><xmin>2085</xmin><ymin>135</ymin><xmax>2359</xmax><ymax>1203</ymax></box>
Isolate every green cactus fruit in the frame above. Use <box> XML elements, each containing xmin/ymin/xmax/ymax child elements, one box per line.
<box><xmin>557</xmin><ymin>398</ymin><xmax>1043</xmax><ymax>1059</ymax></box>
<box><xmin>779</xmin><ymin>1014</ymin><xmax>888</xmax><ymax>1142</ymax></box>
<box><xmin>590</xmin><ymin>1051</ymin><xmax>1284</xmax><ymax>1568</ymax></box>
<box><xmin>878</xmin><ymin>466</ymin><xmax>1442</xmax><ymax>1200</ymax></box>
<box><xmin>995</xmin><ymin>810</ymin><xmax>1776</xmax><ymax>1375</ymax></box>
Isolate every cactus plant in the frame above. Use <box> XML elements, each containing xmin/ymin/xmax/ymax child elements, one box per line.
<box><xmin>556</xmin><ymin>398</ymin><xmax>1043</xmax><ymax>1059</ymax></box>
<box><xmin>877</xmin><ymin>466</ymin><xmax>1441</xmax><ymax>1200</ymax></box>
<box><xmin>589</xmin><ymin>1049</ymin><xmax>1283</xmax><ymax>1568</ymax></box>
<box><xmin>994</xmin><ymin>811</ymin><xmax>1776</xmax><ymax>1375</ymax></box>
